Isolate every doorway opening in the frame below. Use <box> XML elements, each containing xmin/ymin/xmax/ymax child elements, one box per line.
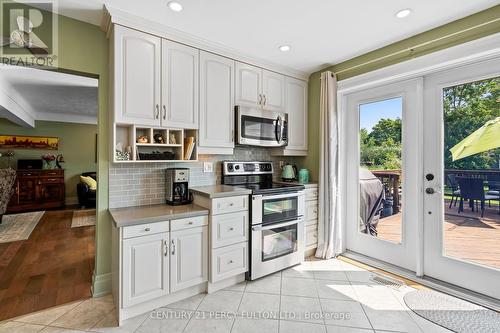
<box><xmin>0</xmin><ymin>65</ymin><xmax>99</xmax><ymax>320</ymax></box>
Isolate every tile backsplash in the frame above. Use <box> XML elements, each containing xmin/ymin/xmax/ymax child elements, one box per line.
<box><xmin>109</xmin><ymin>147</ymin><xmax>299</xmax><ymax>208</ymax></box>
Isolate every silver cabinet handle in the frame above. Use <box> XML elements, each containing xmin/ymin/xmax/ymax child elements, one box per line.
<box><xmin>155</xmin><ymin>104</ymin><xmax>159</xmax><ymax>119</ymax></box>
<box><xmin>263</xmin><ymin>94</ymin><xmax>267</xmax><ymax>106</ymax></box>
<box><xmin>163</xmin><ymin>240</ymin><xmax>168</xmax><ymax>257</ymax></box>
<box><xmin>144</xmin><ymin>227</ymin><xmax>151</xmax><ymax>232</ymax></box>
<box><xmin>162</xmin><ymin>105</ymin><xmax>167</xmax><ymax>120</ymax></box>
<box><xmin>171</xmin><ymin>239</ymin><xmax>176</xmax><ymax>255</ymax></box>
<box><xmin>258</xmin><ymin>94</ymin><xmax>262</xmax><ymax>105</ymax></box>
<box><xmin>229</xmin><ymin>227</ymin><xmax>234</xmax><ymax>231</ymax></box>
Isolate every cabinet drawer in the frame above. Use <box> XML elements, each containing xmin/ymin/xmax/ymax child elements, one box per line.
<box><xmin>305</xmin><ymin>188</ymin><xmax>318</xmax><ymax>201</ymax></box>
<box><xmin>211</xmin><ymin>211</ymin><xmax>248</xmax><ymax>248</ymax></box>
<box><xmin>123</xmin><ymin>221</ymin><xmax>169</xmax><ymax>239</ymax></box>
<box><xmin>306</xmin><ymin>225</ymin><xmax>318</xmax><ymax>247</ymax></box>
<box><xmin>306</xmin><ymin>200</ymin><xmax>318</xmax><ymax>221</ymax></box>
<box><xmin>171</xmin><ymin>215</ymin><xmax>208</xmax><ymax>231</ymax></box>
<box><xmin>211</xmin><ymin>242</ymin><xmax>248</xmax><ymax>282</ymax></box>
<box><xmin>212</xmin><ymin>196</ymin><xmax>248</xmax><ymax>215</ymax></box>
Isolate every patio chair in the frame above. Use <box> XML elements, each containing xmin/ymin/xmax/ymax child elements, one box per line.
<box><xmin>447</xmin><ymin>174</ymin><xmax>461</xmax><ymax>208</ymax></box>
<box><xmin>457</xmin><ymin>177</ymin><xmax>500</xmax><ymax>217</ymax></box>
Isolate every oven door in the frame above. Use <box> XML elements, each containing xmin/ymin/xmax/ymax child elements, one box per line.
<box><xmin>250</xmin><ymin>219</ymin><xmax>305</xmax><ymax>279</ymax></box>
<box><xmin>252</xmin><ymin>191</ymin><xmax>305</xmax><ymax>226</ymax></box>
<box><xmin>236</xmin><ymin>106</ymin><xmax>287</xmax><ymax>147</ymax></box>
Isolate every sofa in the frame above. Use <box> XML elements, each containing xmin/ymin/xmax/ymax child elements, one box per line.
<box><xmin>77</xmin><ymin>172</ymin><xmax>97</xmax><ymax>208</ymax></box>
<box><xmin>0</xmin><ymin>168</ymin><xmax>17</xmax><ymax>224</ymax></box>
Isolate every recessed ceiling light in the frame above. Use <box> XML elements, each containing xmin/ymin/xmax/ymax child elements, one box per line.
<box><xmin>279</xmin><ymin>45</ymin><xmax>291</xmax><ymax>52</ymax></box>
<box><xmin>167</xmin><ymin>1</ymin><xmax>183</xmax><ymax>12</ymax></box>
<box><xmin>395</xmin><ymin>8</ymin><xmax>411</xmax><ymax>18</ymax></box>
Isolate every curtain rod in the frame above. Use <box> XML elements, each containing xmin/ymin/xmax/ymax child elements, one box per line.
<box><xmin>322</xmin><ymin>17</ymin><xmax>500</xmax><ymax>77</ymax></box>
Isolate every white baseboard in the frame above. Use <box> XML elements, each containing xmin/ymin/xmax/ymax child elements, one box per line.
<box><xmin>65</xmin><ymin>196</ymin><xmax>79</xmax><ymax>206</ymax></box>
<box><xmin>92</xmin><ymin>272</ymin><xmax>112</xmax><ymax>297</ymax></box>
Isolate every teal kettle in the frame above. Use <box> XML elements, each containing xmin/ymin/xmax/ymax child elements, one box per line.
<box><xmin>281</xmin><ymin>164</ymin><xmax>297</xmax><ymax>182</ymax></box>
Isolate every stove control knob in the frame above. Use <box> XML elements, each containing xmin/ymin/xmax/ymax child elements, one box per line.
<box><xmin>235</xmin><ymin>165</ymin><xmax>240</xmax><ymax>170</ymax></box>
<box><xmin>227</xmin><ymin>164</ymin><xmax>234</xmax><ymax>171</ymax></box>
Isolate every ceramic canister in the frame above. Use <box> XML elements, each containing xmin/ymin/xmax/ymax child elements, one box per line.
<box><xmin>298</xmin><ymin>168</ymin><xmax>309</xmax><ymax>183</ymax></box>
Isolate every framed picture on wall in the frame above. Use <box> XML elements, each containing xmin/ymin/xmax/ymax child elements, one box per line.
<box><xmin>0</xmin><ymin>135</ymin><xmax>59</xmax><ymax>150</ymax></box>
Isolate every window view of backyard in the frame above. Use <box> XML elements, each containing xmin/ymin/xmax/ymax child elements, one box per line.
<box><xmin>359</xmin><ymin>97</ymin><xmax>403</xmax><ymax>244</ymax></box>
<box><xmin>443</xmin><ymin>77</ymin><xmax>500</xmax><ymax>269</ymax></box>
<box><xmin>358</xmin><ymin>78</ymin><xmax>500</xmax><ymax>270</ymax></box>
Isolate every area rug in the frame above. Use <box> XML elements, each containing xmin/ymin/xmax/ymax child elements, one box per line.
<box><xmin>403</xmin><ymin>289</ymin><xmax>500</xmax><ymax>333</ymax></box>
<box><xmin>71</xmin><ymin>209</ymin><xmax>96</xmax><ymax>228</ymax></box>
<box><xmin>0</xmin><ymin>211</ymin><xmax>45</xmax><ymax>243</ymax></box>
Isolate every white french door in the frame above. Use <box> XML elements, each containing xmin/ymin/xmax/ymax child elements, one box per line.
<box><xmin>345</xmin><ymin>78</ymin><xmax>422</xmax><ymax>272</ymax></box>
<box><xmin>423</xmin><ymin>58</ymin><xmax>500</xmax><ymax>299</ymax></box>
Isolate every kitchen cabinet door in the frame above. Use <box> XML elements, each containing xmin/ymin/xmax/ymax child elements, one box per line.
<box><xmin>170</xmin><ymin>226</ymin><xmax>208</xmax><ymax>292</ymax></box>
<box><xmin>199</xmin><ymin>51</ymin><xmax>235</xmax><ymax>153</ymax></box>
<box><xmin>235</xmin><ymin>62</ymin><xmax>262</xmax><ymax>108</ymax></box>
<box><xmin>122</xmin><ymin>232</ymin><xmax>169</xmax><ymax>307</ymax></box>
<box><xmin>262</xmin><ymin>70</ymin><xmax>285</xmax><ymax>112</ymax></box>
<box><xmin>161</xmin><ymin>40</ymin><xmax>199</xmax><ymax>129</ymax></box>
<box><xmin>285</xmin><ymin>77</ymin><xmax>308</xmax><ymax>151</ymax></box>
<box><xmin>114</xmin><ymin>25</ymin><xmax>161</xmax><ymax>126</ymax></box>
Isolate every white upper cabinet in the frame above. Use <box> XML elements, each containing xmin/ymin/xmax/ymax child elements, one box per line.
<box><xmin>122</xmin><ymin>232</ymin><xmax>169</xmax><ymax>307</ymax></box>
<box><xmin>170</xmin><ymin>226</ymin><xmax>208</xmax><ymax>293</ymax></box>
<box><xmin>272</xmin><ymin>76</ymin><xmax>308</xmax><ymax>156</ymax></box>
<box><xmin>235</xmin><ymin>62</ymin><xmax>285</xmax><ymax>112</ymax></box>
<box><xmin>235</xmin><ymin>62</ymin><xmax>262</xmax><ymax>108</ymax></box>
<box><xmin>161</xmin><ymin>40</ymin><xmax>199</xmax><ymax>129</ymax></box>
<box><xmin>114</xmin><ymin>26</ymin><xmax>161</xmax><ymax>126</ymax></box>
<box><xmin>199</xmin><ymin>51</ymin><xmax>235</xmax><ymax>153</ymax></box>
<box><xmin>262</xmin><ymin>70</ymin><xmax>285</xmax><ymax>112</ymax></box>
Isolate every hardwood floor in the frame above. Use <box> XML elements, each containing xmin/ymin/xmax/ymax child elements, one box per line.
<box><xmin>0</xmin><ymin>209</ymin><xmax>95</xmax><ymax>321</ymax></box>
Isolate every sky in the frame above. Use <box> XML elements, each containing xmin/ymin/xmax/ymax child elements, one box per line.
<box><xmin>359</xmin><ymin>97</ymin><xmax>402</xmax><ymax>132</ymax></box>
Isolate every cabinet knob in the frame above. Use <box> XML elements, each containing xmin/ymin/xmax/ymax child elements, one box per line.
<box><xmin>229</xmin><ymin>260</ymin><xmax>233</xmax><ymax>264</ymax></box>
<box><xmin>228</xmin><ymin>227</ymin><xmax>234</xmax><ymax>231</ymax></box>
<box><xmin>188</xmin><ymin>221</ymin><xmax>193</xmax><ymax>225</ymax></box>
<box><xmin>144</xmin><ymin>227</ymin><xmax>151</xmax><ymax>232</ymax></box>
<box><xmin>229</xmin><ymin>203</ymin><xmax>234</xmax><ymax>207</ymax></box>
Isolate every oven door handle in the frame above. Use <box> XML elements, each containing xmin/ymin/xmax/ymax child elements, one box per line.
<box><xmin>252</xmin><ymin>218</ymin><xmax>303</xmax><ymax>231</ymax></box>
<box><xmin>260</xmin><ymin>192</ymin><xmax>302</xmax><ymax>201</ymax></box>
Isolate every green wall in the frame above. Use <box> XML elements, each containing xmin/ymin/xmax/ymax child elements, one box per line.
<box><xmin>0</xmin><ymin>119</ymin><xmax>97</xmax><ymax>203</ymax></box>
<box><xmin>303</xmin><ymin>5</ymin><xmax>500</xmax><ymax>182</ymax></box>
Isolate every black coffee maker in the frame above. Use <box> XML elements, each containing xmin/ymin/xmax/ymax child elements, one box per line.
<box><xmin>165</xmin><ymin>168</ymin><xmax>191</xmax><ymax>205</ymax></box>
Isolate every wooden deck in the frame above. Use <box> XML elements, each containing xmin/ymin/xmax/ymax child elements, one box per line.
<box><xmin>375</xmin><ymin>200</ymin><xmax>500</xmax><ymax>269</ymax></box>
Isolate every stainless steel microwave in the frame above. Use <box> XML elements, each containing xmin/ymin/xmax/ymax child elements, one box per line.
<box><xmin>235</xmin><ymin>106</ymin><xmax>288</xmax><ymax>147</ymax></box>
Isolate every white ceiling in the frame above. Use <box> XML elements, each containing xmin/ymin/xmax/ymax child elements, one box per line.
<box><xmin>0</xmin><ymin>66</ymin><xmax>98</xmax><ymax>126</ymax></box>
<box><xmin>54</xmin><ymin>0</ymin><xmax>500</xmax><ymax>73</ymax></box>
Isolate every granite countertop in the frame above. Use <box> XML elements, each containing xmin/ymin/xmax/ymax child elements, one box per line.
<box><xmin>190</xmin><ymin>185</ymin><xmax>252</xmax><ymax>198</ymax></box>
<box><xmin>109</xmin><ymin>204</ymin><xmax>209</xmax><ymax>227</ymax></box>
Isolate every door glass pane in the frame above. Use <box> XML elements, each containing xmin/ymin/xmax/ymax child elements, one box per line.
<box><xmin>262</xmin><ymin>197</ymin><xmax>298</xmax><ymax>224</ymax></box>
<box><xmin>359</xmin><ymin>97</ymin><xmax>403</xmax><ymax>243</ymax></box>
<box><xmin>442</xmin><ymin>77</ymin><xmax>500</xmax><ymax>269</ymax></box>
<box><xmin>262</xmin><ymin>224</ymin><xmax>297</xmax><ymax>261</ymax></box>
<box><xmin>241</xmin><ymin>115</ymin><xmax>276</xmax><ymax>141</ymax></box>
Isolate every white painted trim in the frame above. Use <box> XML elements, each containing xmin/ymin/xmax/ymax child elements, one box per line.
<box><xmin>92</xmin><ymin>272</ymin><xmax>112</xmax><ymax>297</ymax></box>
<box><xmin>337</xmin><ymin>32</ymin><xmax>500</xmax><ymax>94</ymax></box>
<box><xmin>102</xmin><ymin>5</ymin><xmax>309</xmax><ymax>81</ymax></box>
<box><xmin>37</xmin><ymin>111</ymin><xmax>97</xmax><ymax>125</ymax></box>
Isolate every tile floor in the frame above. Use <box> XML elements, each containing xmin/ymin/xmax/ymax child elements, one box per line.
<box><xmin>0</xmin><ymin>258</ymin><xmax>454</xmax><ymax>333</ymax></box>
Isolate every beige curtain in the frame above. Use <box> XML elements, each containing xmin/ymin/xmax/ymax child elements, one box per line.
<box><xmin>315</xmin><ymin>71</ymin><xmax>342</xmax><ymax>259</ymax></box>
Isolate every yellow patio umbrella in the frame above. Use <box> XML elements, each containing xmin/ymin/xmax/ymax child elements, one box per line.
<box><xmin>450</xmin><ymin>116</ymin><xmax>500</xmax><ymax>161</ymax></box>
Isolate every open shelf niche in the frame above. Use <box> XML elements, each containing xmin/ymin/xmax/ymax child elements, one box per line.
<box><xmin>113</xmin><ymin>124</ymin><xmax>198</xmax><ymax>163</ymax></box>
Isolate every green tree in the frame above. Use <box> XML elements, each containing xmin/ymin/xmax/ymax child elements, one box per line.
<box><xmin>443</xmin><ymin>77</ymin><xmax>500</xmax><ymax>170</ymax></box>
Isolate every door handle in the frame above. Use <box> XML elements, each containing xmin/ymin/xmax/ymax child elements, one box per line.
<box><xmin>171</xmin><ymin>239</ymin><xmax>176</xmax><ymax>255</ymax></box>
<box><xmin>425</xmin><ymin>187</ymin><xmax>441</xmax><ymax>194</ymax></box>
<box><xmin>162</xmin><ymin>105</ymin><xmax>167</xmax><ymax>120</ymax></box>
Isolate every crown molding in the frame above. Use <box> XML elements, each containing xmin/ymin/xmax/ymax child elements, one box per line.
<box><xmin>101</xmin><ymin>5</ymin><xmax>309</xmax><ymax>81</ymax></box>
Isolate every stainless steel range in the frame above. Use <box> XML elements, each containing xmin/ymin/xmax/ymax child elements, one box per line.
<box><xmin>222</xmin><ymin>161</ymin><xmax>305</xmax><ymax>280</ymax></box>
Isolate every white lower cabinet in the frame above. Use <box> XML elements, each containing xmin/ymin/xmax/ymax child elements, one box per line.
<box><xmin>122</xmin><ymin>232</ymin><xmax>169</xmax><ymax>307</ymax></box>
<box><xmin>170</xmin><ymin>226</ymin><xmax>208</xmax><ymax>292</ymax></box>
